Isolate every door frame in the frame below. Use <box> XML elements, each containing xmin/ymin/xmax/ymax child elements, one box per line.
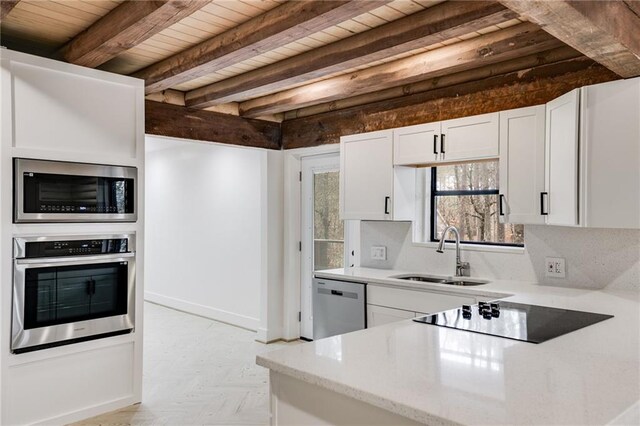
<box><xmin>300</xmin><ymin>153</ymin><xmax>345</xmax><ymax>339</ymax></box>
<box><xmin>283</xmin><ymin>144</ymin><xmax>357</xmax><ymax>341</ymax></box>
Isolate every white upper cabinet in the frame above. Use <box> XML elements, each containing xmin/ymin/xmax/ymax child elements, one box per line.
<box><xmin>499</xmin><ymin>105</ymin><xmax>546</xmax><ymax>225</ymax></box>
<box><xmin>393</xmin><ymin>122</ymin><xmax>440</xmax><ymax>165</ymax></box>
<box><xmin>544</xmin><ymin>78</ymin><xmax>640</xmax><ymax>229</ymax></box>
<box><xmin>580</xmin><ymin>78</ymin><xmax>640</xmax><ymax>229</ymax></box>
<box><xmin>341</xmin><ymin>77</ymin><xmax>639</xmax><ymax>227</ymax></box>
<box><xmin>393</xmin><ymin>113</ymin><xmax>499</xmax><ymax>166</ymax></box>
<box><xmin>545</xmin><ymin>89</ymin><xmax>581</xmax><ymax>226</ymax></box>
<box><xmin>340</xmin><ymin>129</ymin><xmax>415</xmax><ymax>221</ymax></box>
<box><xmin>2</xmin><ymin>49</ymin><xmax>144</xmax><ymax>163</ymax></box>
<box><xmin>440</xmin><ymin>112</ymin><xmax>499</xmax><ymax>162</ymax></box>
<box><xmin>340</xmin><ymin>130</ymin><xmax>394</xmax><ymax>220</ymax></box>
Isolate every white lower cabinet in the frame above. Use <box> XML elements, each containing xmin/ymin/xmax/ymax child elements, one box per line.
<box><xmin>366</xmin><ymin>284</ymin><xmax>476</xmax><ymax>327</ymax></box>
<box><xmin>367</xmin><ymin>305</ymin><xmax>416</xmax><ymax>328</ymax></box>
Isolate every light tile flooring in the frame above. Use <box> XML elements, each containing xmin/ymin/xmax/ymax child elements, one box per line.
<box><xmin>73</xmin><ymin>302</ymin><xmax>299</xmax><ymax>426</ymax></box>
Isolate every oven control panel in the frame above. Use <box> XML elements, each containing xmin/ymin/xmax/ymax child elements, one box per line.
<box><xmin>23</xmin><ymin>238</ymin><xmax>129</xmax><ymax>258</ymax></box>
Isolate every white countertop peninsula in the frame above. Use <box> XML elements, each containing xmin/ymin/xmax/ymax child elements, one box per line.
<box><xmin>257</xmin><ymin>268</ymin><xmax>640</xmax><ymax>425</ymax></box>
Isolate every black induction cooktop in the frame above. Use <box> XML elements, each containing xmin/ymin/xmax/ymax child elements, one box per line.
<box><xmin>413</xmin><ymin>301</ymin><xmax>613</xmax><ymax>343</ymax></box>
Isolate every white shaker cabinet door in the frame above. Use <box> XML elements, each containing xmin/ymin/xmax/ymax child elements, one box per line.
<box><xmin>393</xmin><ymin>122</ymin><xmax>441</xmax><ymax>165</ymax></box>
<box><xmin>440</xmin><ymin>112</ymin><xmax>499</xmax><ymax>162</ymax></box>
<box><xmin>545</xmin><ymin>89</ymin><xmax>580</xmax><ymax>226</ymax></box>
<box><xmin>499</xmin><ymin>105</ymin><xmax>546</xmax><ymax>224</ymax></box>
<box><xmin>9</xmin><ymin>57</ymin><xmax>141</xmax><ymax>160</ymax></box>
<box><xmin>581</xmin><ymin>78</ymin><xmax>640</xmax><ymax>229</ymax></box>
<box><xmin>340</xmin><ymin>130</ymin><xmax>394</xmax><ymax>220</ymax></box>
<box><xmin>366</xmin><ymin>304</ymin><xmax>415</xmax><ymax>328</ymax></box>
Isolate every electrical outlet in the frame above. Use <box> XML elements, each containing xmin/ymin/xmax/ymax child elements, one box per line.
<box><xmin>370</xmin><ymin>246</ymin><xmax>387</xmax><ymax>261</ymax></box>
<box><xmin>545</xmin><ymin>257</ymin><xmax>566</xmax><ymax>278</ymax></box>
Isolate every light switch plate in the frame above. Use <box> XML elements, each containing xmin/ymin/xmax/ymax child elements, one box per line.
<box><xmin>370</xmin><ymin>246</ymin><xmax>387</xmax><ymax>261</ymax></box>
<box><xmin>545</xmin><ymin>257</ymin><xmax>566</xmax><ymax>278</ymax></box>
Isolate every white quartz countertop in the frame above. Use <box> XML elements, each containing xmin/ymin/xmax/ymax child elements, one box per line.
<box><xmin>257</xmin><ymin>267</ymin><xmax>640</xmax><ymax>425</ymax></box>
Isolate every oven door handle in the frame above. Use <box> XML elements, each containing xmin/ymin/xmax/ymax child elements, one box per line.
<box><xmin>15</xmin><ymin>252</ymin><xmax>135</xmax><ymax>265</ymax></box>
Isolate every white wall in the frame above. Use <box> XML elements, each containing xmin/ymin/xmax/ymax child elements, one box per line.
<box><xmin>360</xmin><ymin>221</ymin><xmax>640</xmax><ymax>291</ymax></box>
<box><xmin>145</xmin><ymin>136</ymin><xmax>266</xmax><ymax>330</ymax></box>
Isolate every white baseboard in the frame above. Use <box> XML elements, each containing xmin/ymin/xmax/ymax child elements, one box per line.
<box><xmin>255</xmin><ymin>326</ymin><xmax>284</xmax><ymax>344</ymax></box>
<box><xmin>144</xmin><ymin>291</ymin><xmax>260</xmax><ymax>331</ymax></box>
<box><xmin>33</xmin><ymin>395</ymin><xmax>138</xmax><ymax>426</ymax></box>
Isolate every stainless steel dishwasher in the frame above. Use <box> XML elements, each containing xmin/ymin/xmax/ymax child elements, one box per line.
<box><xmin>312</xmin><ymin>278</ymin><xmax>366</xmax><ymax>340</ymax></box>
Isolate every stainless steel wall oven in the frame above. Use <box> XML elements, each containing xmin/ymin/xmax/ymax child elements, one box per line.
<box><xmin>12</xmin><ymin>235</ymin><xmax>135</xmax><ymax>353</ymax></box>
<box><xmin>14</xmin><ymin>159</ymin><xmax>137</xmax><ymax>223</ymax></box>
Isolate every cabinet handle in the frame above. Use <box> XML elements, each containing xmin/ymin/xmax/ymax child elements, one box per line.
<box><xmin>499</xmin><ymin>194</ymin><xmax>505</xmax><ymax>216</ymax></box>
<box><xmin>433</xmin><ymin>134</ymin><xmax>439</xmax><ymax>154</ymax></box>
<box><xmin>540</xmin><ymin>192</ymin><xmax>549</xmax><ymax>215</ymax></box>
<box><xmin>384</xmin><ymin>196</ymin><xmax>390</xmax><ymax>215</ymax></box>
<box><xmin>441</xmin><ymin>134</ymin><xmax>446</xmax><ymax>154</ymax></box>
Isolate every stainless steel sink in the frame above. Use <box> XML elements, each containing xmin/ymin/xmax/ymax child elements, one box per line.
<box><xmin>390</xmin><ymin>274</ymin><xmax>488</xmax><ymax>286</ymax></box>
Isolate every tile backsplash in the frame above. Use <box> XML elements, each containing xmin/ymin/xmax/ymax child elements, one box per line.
<box><xmin>360</xmin><ymin>221</ymin><xmax>640</xmax><ymax>291</ymax></box>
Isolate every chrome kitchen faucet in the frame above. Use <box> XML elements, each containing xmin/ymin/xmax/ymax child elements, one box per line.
<box><xmin>436</xmin><ymin>225</ymin><xmax>470</xmax><ymax>277</ymax></box>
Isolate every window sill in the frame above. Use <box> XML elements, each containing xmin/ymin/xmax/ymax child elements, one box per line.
<box><xmin>412</xmin><ymin>241</ymin><xmax>525</xmax><ymax>254</ymax></box>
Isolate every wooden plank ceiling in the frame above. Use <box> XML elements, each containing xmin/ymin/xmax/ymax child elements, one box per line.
<box><xmin>1</xmin><ymin>0</ymin><xmax>636</xmax><ymax>149</ymax></box>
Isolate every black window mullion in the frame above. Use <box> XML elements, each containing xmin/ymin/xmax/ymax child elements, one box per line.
<box><xmin>434</xmin><ymin>189</ymin><xmax>499</xmax><ymax>196</ymax></box>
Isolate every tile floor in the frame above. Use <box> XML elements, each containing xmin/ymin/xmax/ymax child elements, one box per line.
<box><xmin>73</xmin><ymin>302</ymin><xmax>299</xmax><ymax>426</ymax></box>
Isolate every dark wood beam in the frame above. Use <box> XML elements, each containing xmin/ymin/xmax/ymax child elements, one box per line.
<box><xmin>59</xmin><ymin>0</ymin><xmax>209</xmax><ymax>68</ymax></box>
<box><xmin>239</xmin><ymin>23</ymin><xmax>564</xmax><ymax>117</ymax></box>
<box><xmin>184</xmin><ymin>1</ymin><xmax>517</xmax><ymax>108</ymax></box>
<box><xmin>284</xmin><ymin>46</ymin><xmax>582</xmax><ymax>120</ymax></box>
<box><xmin>145</xmin><ymin>100</ymin><xmax>281</xmax><ymax>150</ymax></box>
<box><xmin>0</xmin><ymin>0</ymin><xmax>20</xmax><ymax>22</ymax></box>
<box><xmin>281</xmin><ymin>57</ymin><xmax>618</xmax><ymax>149</ymax></box>
<box><xmin>624</xmin><ymin>0</ymin><xmax>640</xmax><ymax>17</ymax></box>
<box><xmin>135</xmin><ymin>0</ymin><xmax>391</xmax><ymax>94</ymax></box>
<box><xmin>499</xmin><ymin>0</ymin><xmax>640</xmax><ymax>77</ymax></box>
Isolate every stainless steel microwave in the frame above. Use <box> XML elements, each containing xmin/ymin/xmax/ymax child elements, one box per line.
<box><xmin>14</xmin><ymin>159</ymin><xmax>137</xmax><ymax>223</ymax></box>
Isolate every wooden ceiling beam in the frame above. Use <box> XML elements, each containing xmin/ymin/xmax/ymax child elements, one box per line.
<box><xmin>0</xmin><ymin>0</ymin><xmax>20</xmax><ymax>23</ymax></box>
<box><xmin>281</xmin><ymin>57</ymin><xmax>617</xmax><ymax>149</ymax></box>
<box><xmin>135</xmin><ymin>0</ymin><xmax>391</xmax><ymax>94</ymax></box>
<box><xmin>239</xmin><ymin>22</ymin><xmax>564</xmax><ymax>118</ymax></box>
<box><xmin>499</xmin><ymin>0</ymin><xmax>640</xmax><ymax>77</ymax></box>
<box><xmin>184</xmin><ymin>1</ymin><xmax>518</xmax><ymax>108</ymax></box>
<box><xmin>145</xmin><ymin>100</ymin><xmax>281</xmax><ymax>150</ymax></box>
<box><xmin>59</xmin><ymin>0</ymin><xmax>209</xmax><ymax>68</ymax></box>
<box><xmin>284</xmin><ymin>46</ymin><xmax>583</xmax><ymax>120</ymax></box>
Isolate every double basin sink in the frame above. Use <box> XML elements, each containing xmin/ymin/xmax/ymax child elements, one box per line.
<box><xmin>390</xmin><ymin>274</ymin><xmax>488</xmax><ymax>286</ymax></box>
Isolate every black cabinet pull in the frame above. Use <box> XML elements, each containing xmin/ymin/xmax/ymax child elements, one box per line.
<box><xmin>433</xmin><ymin>134</ymin><xmax>439</xmax><ymax>154</ymax></box>
<box><xmin>499</xmin><ymin>194</ymin><xmax>505</xmax><ymax>216</ymax></box>
<box><xmin>86</xmin><ymin>279</ymin><xmax>96</xmax><ymax>295</ymax></box>
<box><xmin>540</xmin><ymin>192</ymin><xmax>549</xmax><ymax>215</ymax></box>
<box><xmin>441</xmin><ymin>134</ymin><xmax>446</xmax><ymax>154</ymax></box>
<box><xmin>331</xmin><ymin>290</ymin><xmax>343</xmax><ymax>296</ymax></box>
<box><xmin>384</xmin><ymin>196</ymin><xmax>390</xmax><ymax>215</ymax></box>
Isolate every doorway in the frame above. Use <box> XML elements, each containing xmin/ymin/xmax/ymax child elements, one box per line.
<box><xmin>300</xmin><ymin>153</ymin><xmax>356</xmax><ymax>340</ymax></box>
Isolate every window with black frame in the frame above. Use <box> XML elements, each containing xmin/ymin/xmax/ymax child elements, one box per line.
<box><xmin>430</xmin><ymin>160</ymin><xmax>524</xmax><ymax>246</ymax></box>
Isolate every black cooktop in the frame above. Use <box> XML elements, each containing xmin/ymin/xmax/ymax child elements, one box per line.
<box><xmin>413</xmin><ymin>301</ymin><xmax>613</xmax><ymax>343</ymax></box>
